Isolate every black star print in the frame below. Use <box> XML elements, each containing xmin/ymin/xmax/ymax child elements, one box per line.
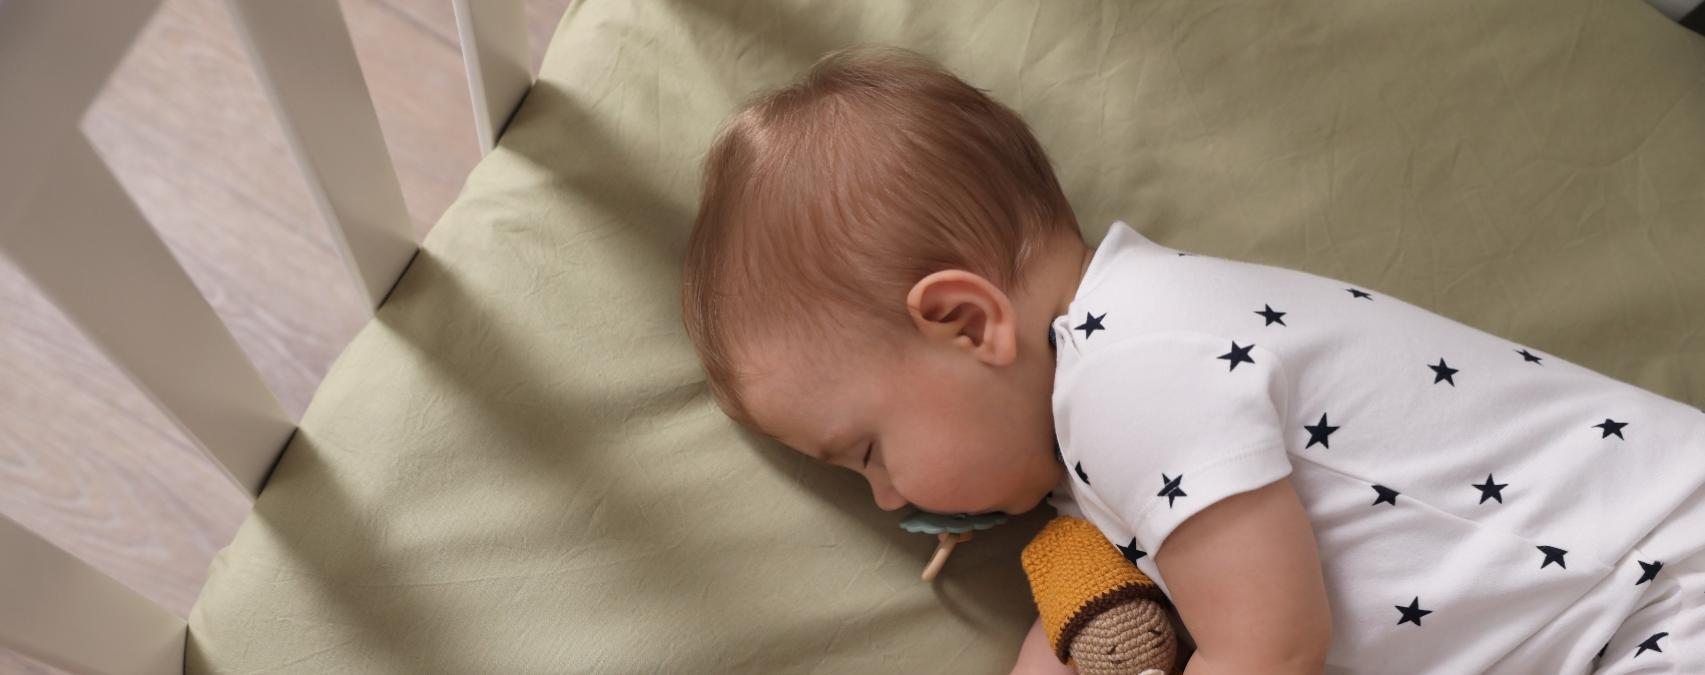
<box><xmin>1594</xmin><ymin>419</ymin><xmax>1628</xmax><ymax>440</ymax></box>
<box><xmin>1116</xmin><ymin>538</ymin><xmax>1148</xmax><ymax>565</ymax></box>
<box><xmin>1074</xmin><ymin>312</ymin><xmax>1107</xmax><ymax>339</ymax></box>
<box><xmin>1538</xmin><ymin>545</ymin><xmax>1568</xmax><ymax>570</ymax></box>
<box><xmin>1176</xmin><ymin>252</ymin><xmax>1195</xmax><ymax>257</ymax></box>
<box><xmin>1255</xmin><ymin>304</ymin><xmax>1287</xmax><ymax>326</ymax></box>
<box><xmin>1157</xmin><ymin>473</ymin><xmax>1187</xmax><ymax>508</ymax></box>
<box><xmin>1516</xmin><ymin>348</ymin><xmax>1544</xmax><ymax>365</ymax></box>
<box><xmin>1346</xmin><ymin>288</ymin><xmax>1374</xmax><ymax>300</ymax></box>
<box><xmin>1304</xmin><ymin>413</ymin><xmax>1340</xmax><ymax>450</ymax></box>
<box><xmin>1395</xmin><ymin>597</ymin><xmax>1431</xmax><ymax>626</ymax></box>
<box><xmin>1634</xmin><ymin>632</ymin><xmax>1668</xmax><ymax>658</ymax></box>
<box><xmin>1428</xmin><ymin>358</ymin><xmax>1459</xmax><ymax>386</ymax></box>
<box><xmin>1217</xmin><ymin>341</ymin><xmax>1256</xmax><ymax>371</ymax></box>
<box><xmin>1074</xmin><ymin>461</ymin><xmax>1090</xmax><ymax>486</ymax></box>
<box><xmin>1472</xmin><ymin>474</ymin><xmax>1508</xmax><ymax>504</ymax></box>
<box><xmin>1371</xmin><ymin>485</ymin><xmax>1399</xmax><ymax>506</ymax></box>
<box><xmin>1638</xmin><ymin>560</ymin><xmax>1664</xmax><ymax>585</ymax></box>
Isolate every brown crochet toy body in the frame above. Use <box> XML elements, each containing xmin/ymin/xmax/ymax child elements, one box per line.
<box><xmin>1021</xmin><ymin>516</ymin><xmax>1187</xmax><ymax>675</ymax></box>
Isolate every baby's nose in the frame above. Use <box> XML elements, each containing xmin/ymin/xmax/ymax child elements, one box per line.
<box><xmin>870</xmin><ymin>481</ymin><xmax>908</xmax><ymax>511</ymax></box>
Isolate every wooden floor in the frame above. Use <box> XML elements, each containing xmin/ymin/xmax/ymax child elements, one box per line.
<box><xmin>0</xmin><ymin>1</ymin><xmax>570</xmax><ymax>672</ymax></box>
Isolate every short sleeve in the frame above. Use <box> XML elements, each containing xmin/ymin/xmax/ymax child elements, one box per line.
<box><xmin>1055</xmin><ymin>331</ymin><xmax>1293</xmax><ymax>556</ymax></box>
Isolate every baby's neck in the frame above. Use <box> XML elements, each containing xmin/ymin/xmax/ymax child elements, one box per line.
<box><xmin>1021</xmin><ymin>233</ymin><xmax>1096</xmax><ymax>325</ymax></box>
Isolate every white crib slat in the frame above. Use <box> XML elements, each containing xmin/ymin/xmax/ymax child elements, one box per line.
<box><xmin>0</xmin><ymin>513</ymin><xmax>186</xmax><ymax>675</ymax></box>
<box><xmin>224</xmin><ymin>0</ymin><xmax>419</xmax><ymax>311</ymax></box>
<box><xmin>453</xmin><ymin>0</ymin><xmax>533</xmax><ymax>155</ymax></box>
<box><xmin>0</xmin><ymin>0</ymin><xmax>162</xmax><ymax>219</ymax></box>
<box><xmin>0</xmin><ymin>134</ymin><xmax>295</xmax><ymax>498</ymax></box>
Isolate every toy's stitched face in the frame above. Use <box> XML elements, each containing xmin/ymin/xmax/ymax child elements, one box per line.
<box><xmin>1101</xmin><ymin>627</ymin><xmax>1166</xmax><ymax>665</ymax></box>
<box><xmin>1072</xmin><ymin>606</ymin><xmax>1177</xmax><ymax>675</ymax></box>
<box><xmin>740</xmin><ymin>327</ymin><xmax>1064</xmax><ymax>517</ymax></box>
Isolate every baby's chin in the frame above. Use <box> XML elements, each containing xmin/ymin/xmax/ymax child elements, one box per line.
<box><xmin>997</xmin><ymin>489</ymin><xmax>1050</xmax><ymax>517</ymax></box>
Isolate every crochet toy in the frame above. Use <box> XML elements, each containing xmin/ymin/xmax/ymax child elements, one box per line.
<box><xmin>1020</xmin><ymin>516</ymin><xmax>1183</xmax><ymax>675</ymax></box>
<box><xmin>900</xmin><ymin>509</ymin><xmax>1184</xmax><ymax>673</ymax></box>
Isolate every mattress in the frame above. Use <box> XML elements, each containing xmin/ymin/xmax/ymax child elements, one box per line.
<box><xmin>186</xmin><ymin>0</ymin><xmax>1705</xmax><ymax>672</ymax></box>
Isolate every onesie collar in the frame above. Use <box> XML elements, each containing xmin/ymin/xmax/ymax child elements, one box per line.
<box><xmin>1048</xmin><ymin>220</ymin><xmax>1142</xmax><ymax>357</ymax></box>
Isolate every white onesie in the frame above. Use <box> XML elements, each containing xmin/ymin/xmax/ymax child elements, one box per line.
<box><xmin>1045</xmin><ymin>221</ymin><xmax>1705</xmax><ymax>674</ymax></box>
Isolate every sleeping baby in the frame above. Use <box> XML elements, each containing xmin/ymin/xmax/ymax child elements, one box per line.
<box><xmin>679</xmin><ymin>46</ymin><xmax>1705</xmax><ymax>674</ymax></box>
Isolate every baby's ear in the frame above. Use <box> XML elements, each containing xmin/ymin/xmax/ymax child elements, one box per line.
<box><xmin>904</xmin><ymin>270</ymin><xmax>1016</xmax><ymax>364</ymax></box>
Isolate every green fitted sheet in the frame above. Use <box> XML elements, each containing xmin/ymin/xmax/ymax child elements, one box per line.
<box><xmin>187</xmin><ymin>0</ymin><xmax>1705</xmax><ymax>672</ymax></box>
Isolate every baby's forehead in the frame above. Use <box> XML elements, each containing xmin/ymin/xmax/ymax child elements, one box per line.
<box><xmin>741</xmin><ymin>344</ymin><xmax>847</xmax><ymax>403</ymax></box>
<box><xmin>739</xmin><ymin>341</ymin><xmax>873</xmax><ymax>422</ymax></box>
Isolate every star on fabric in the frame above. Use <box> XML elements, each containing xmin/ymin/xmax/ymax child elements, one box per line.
<box><xmin>1074</xmin><ymin>312</ymin><xmax>1107</xmax><ymax>339</ymax></box>
<box><xmin>1074</xmin><ymin>461</ymin><xmax>1090</xmax><ymax>486</ymax></box>
<box><xmin>1255</xmin><ymin>304</ymin><xmax>1287</xmax><ymax>326</ymax></box>
<box><xmin>1217</xmin><ymin>341</ymin><xmax>1256</xmax><ymax>371</ymax></box>
<box><xmin>1304</xmin><ymin>413</ymin><xmax>1340</xmax><ymax>450</ymax></box>
<box><xmin>1346</xmin><ymin>288</ymin><xmax>1374</xmax><ymax>300</ymax></box>
<box><xmin>1158</xmin><ymin>473</ymin><xmax>1187</xmax><ymax>508</ymax></box>
<box><xmin>1594</xmin><ymin>419</ymin><xmax>1629</xmax><ymax>440</ymax></box>
<box><xmin>1634</xmin><ymin>632</ymin><xmax>1668</xmax><ymax>658</ymax></box>
<box><xmin>1395</xmin><ymin>597</ymin><xmax>1431</xmax><ymax>626</ymax></box>
<box><xmin>1538</xmin><ymin>545</ymin><xmax>1569</xmax><ymax>569</ymax></box>
<box><xmin>1638</xmin><ymin>560</ymin><xmax>1664</xmax><ymax>585</ymax></box>
<box><xmin>1176</xmin><ymin>252</ymin><xmax>1195</xmax><ymax>257</ymax></box>
<box><xmin>1116</xmin><ymin>538</ymin><xmax>1147</xmax><ymax>565</ymax></box>
<box><xmin>1428</xmin><ymin>358</ymin><xmax>1459</xmax><ymax>386</ymax></box>
<box><xmin>1515</xmin><ymin>348</ymin><xmax>1544</xmax><ymax>365</ymax></box>
<box><xmin>1473</xmin><ymin>474</ymin><xmax>1508</xmax><ymax>504</ymax></box>
<box><xmin>1371</xmin><ymin>484</ymin><xmax>1399</xmax><ymax>506</ymax></box>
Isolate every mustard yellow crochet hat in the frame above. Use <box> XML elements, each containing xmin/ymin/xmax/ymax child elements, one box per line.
<box><xmin>1021</xmin><ymin>516</ymin><xmax>1168</xmax><ymax>663</ymax></box>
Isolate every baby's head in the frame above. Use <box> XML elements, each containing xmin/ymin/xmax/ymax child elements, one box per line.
<box><xmin>681</xmin><ymin>46</ymin><xmax>1090</xmax><ymax>516</ymax></box>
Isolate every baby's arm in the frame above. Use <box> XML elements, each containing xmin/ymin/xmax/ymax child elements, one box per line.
<box><xmin>1155</xmin><ymin>476</ymin><xmax>1332</xmax><ymax>674</ymax></box>
<box><xmin>1010</xmin><ymin>615</ymin><xmax>1076</xmax><ymax>675</ymax></box>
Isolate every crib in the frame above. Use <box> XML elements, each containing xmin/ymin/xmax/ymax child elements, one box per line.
<box><xmin>3</xmin><ymin>0</ymin><xmax>1703</xmax><ymax>673</ymax></box>
<box><xmin>0</xmin><ymin>1</ymin><xmax>530</xmax><ymax>672</ymax></box>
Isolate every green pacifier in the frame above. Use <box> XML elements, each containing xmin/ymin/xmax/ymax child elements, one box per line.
<box><xmin>899</xmin><ymin>509</ymin><xmax>1009</xmax><ymax>581</ymax></box>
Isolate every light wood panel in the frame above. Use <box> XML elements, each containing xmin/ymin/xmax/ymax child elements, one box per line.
<box><xmin>0</xmin><ymin>1</ymin><xmax>569</xmax><ymax>672</ymax></box>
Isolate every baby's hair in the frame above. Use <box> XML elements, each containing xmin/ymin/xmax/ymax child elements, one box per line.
<box><xmin>681</xmin><ymin>45</ymin><xmax>1078</xmax><ymax>433</ymax></box>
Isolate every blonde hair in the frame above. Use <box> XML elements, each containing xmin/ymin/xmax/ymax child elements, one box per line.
<box><xmin>680</xmin><ymin>46</ymin><xmax>1078</xmax><ymax>433</ymax></box>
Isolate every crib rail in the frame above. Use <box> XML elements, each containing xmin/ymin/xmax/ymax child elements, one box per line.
<box><xmin>455</xmin><ymin>0</ymin><xmax>534</xmax><ymax>155</ymax></box>
<box><xmin>225</xmin><ymin>0</ymin><xmax>419</xmax><ymax>311</ymax></box>
<box><xmin>0</xmin><ymin>0</ymin><xmax>531</xmax><ymax>672</ymax></box>
<box><xmin>1</xmin><ymin>132</ymin><xmax>296</xmax><ymax>498</ymax></box>
<box><xmin>0</xmin><ymin>515</ymin><xmax>184</xmax><ymax>675</ymax></box>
